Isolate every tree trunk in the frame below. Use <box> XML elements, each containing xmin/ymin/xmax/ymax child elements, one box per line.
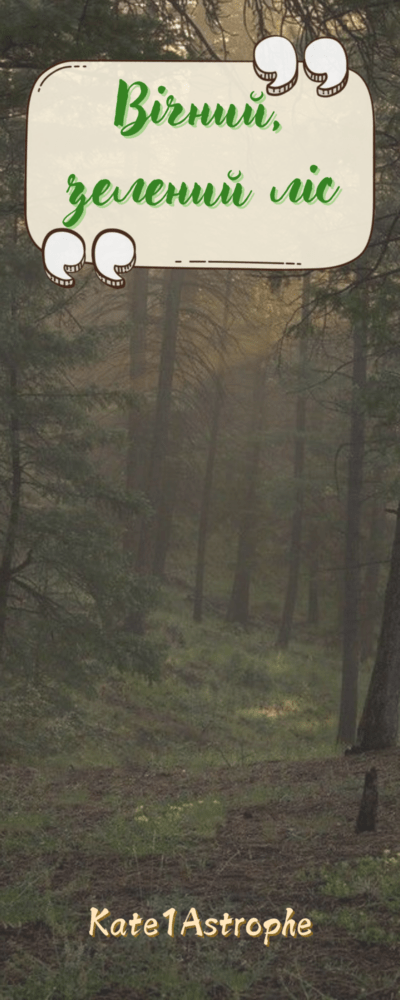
<box><xmin>152</xmin><ymin>413</ymin><xmax>185</xmax><ymax>577</ymax></box>
<box><xmin>337</xmin><ymin>302</ymin><xmax>367</xmax><ymax>744</ymax></box>
<box><xmin>136</xmin><ymin>269</ymin><xmax>184</xmax><ymax>574</ymax></box>
<box><xmin>227</xmin><ymin>357</ymin><xmax>268</xmax><ymax>626</ymax></box>
<box><xmin>193</xmin><ymin>271</ymin><xmax>232</xmax><ymax>622</ymax></box>
<box><xmin>277</xmin><ymin>275</ymin><xmax>310</xmax><ymax>649</ymax></box>
<box><xmin>356</xmin><ymin>498</ymin><xmax>400</xmax><ymax>749</ymax></box>
<box><xmin>125</xmin><ymin>267</ymin><xmax>149</xmax><ymax>555</ymax></box>
<box><xmin>193</xmin><ymin>374</ymin><xmax>223</xmax><ymax>622</ymax></box>
<box><xmin>360</xmin><ymin>499</ymin><xmax>384</xmax><ymax>662</ymax></box>
<box><xmin>307</xmin><ymin>525</ymin><xmax>319</xmax><ymax>626</ymax></box>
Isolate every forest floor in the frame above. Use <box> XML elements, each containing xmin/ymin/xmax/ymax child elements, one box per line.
<box><xmin>1</xmin><ymin>748</ymin><xmax>400</xmax><ymax>1000</ymax></box>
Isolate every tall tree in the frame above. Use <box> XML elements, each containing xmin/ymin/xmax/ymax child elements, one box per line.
<box><xmin>152</xmin><ymin>408</ymin><xmax>185</xmax><ymax>577</ymax></box>
<box><xmin>307</xmin><ymin>522</ymin><xmax>320</xmax><ymax>626</ymax></box>
<box><xmin>277</xmin><ymin>274</ymin><xmax>310</xmax><ymax>648</ymax></box>
<box><xmin>125</xmin><ymin>267</ymin><xmax>150</xmax><ymax>555</ymax></box>
<box><xmin>356</xmin><ymin>498</ymin><xmax>400</xmax><ymax>749</ymax></box>
<box><xmin>192</xmin><ymin>272</ymin><xmax>232</xmax><ymax>621</ymax></box>
<box><xmin>136</xmin><ymin>269</ymin><xmax>184</xmax><ymax>574</ymax></box>
<box><xmin>193</xmin><ymin>374</ymin><xmax>224</xmax><ymax>622</ymax></box>
<box><xmin>0</xmin><ymin>0</ymin><xmax>183</xmax><ymax>698</ymax></box>
<box><xmin>360</xmin><ymin>494</ymin><xmax>385</xmax><ymax>662</ymax></box>
<box><xmin>337</xmin><ymin>288</ymin><xmax>368</xmax><ymax>744</ymax></box>
<box><xmin>226</xmin><ymin>354</ymin><xmax>268</xmax><ymax>626</ymax></box>
<box><xmin>0</xmin><ymin>265</ymin><xmax>160</xmax><ymax>685</ymax></box>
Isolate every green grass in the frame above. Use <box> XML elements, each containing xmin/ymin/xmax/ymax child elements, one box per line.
<box><xmin>82</xmin><ymin>794</ymin><xmax>225</xmax><ymax>859</ymax></box>
<box><xmin>35</xmin><ymin>581</ymin><xmax>365</xmax><ymax>773</ymax></box>
<box><xmin>0</xmin><ymin>582</ymin><xmax>388</xmax><ymax>1000</ymax></box>
<box><xmin>312</xmin><ymin>853</ymin><xmax>400</xmax><ymax>946</ymax></box>
<box><xmin>1</xmin><ymin>582</ymin><xmax>372</xmax><ymax>771</ymax></box>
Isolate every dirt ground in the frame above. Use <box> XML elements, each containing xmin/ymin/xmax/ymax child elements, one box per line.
<box><xmin>1</xmin><ymin>750</ymin><xmax>400</xmax><ymax>999</ymax></box>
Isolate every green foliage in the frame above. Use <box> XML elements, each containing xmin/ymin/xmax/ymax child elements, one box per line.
<box><xmin>51</xmin><ymin>583</ymin><xmax>357</xmax><ymax>773</ymax></box>
<box><xmin>1</xmin><ymin>578</ymin><xmax>372</xmax><ymax>766</ymax></box>
<box><xmin>313</xmin><ymin>854</ymin><xmax>400</xmax><ymax>946</ymax></box>
<box><xmin>224</xmin><ymin>649</ymin><xmax>273</xmax><ymax>690</ymax></box>
<box><xmin>84</xmin><ymin>794</ymin><xmax>225</xmax><ymax>859</ymax></box>
<box><xmin>0</xmin><ymin>0</ymin><xmax>180</xmax><ymax>74</ymax></box>
<box><xmin>0</xmin><ymin>0</ymin><xmax>189</xmax><ymax>759</ymax></box>
<box><xmin>0</xmin><ymin>773</ymin><xmax>264</xmax><ymax>1000</ymax></box>
<box><xmin>0</xmin><ymin>293</ymin><xmax>163</xmax><ymax>691</ymax></box>
<box><xmin>0</xmin><ymin>879</ymin><xmax>62</xmax><ymax>928</ymax></box>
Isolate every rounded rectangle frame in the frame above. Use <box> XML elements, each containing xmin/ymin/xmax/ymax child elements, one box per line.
<box><xmin>26</xmin><ymin>59</ymin><xmax>374</xmax><ymax>273</ymax></box>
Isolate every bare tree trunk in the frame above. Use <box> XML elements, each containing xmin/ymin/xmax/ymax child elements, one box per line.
<box><xmin>307</xmin><ymin>525</ymin><xmax>319</xmax><ymax>626</ymax></box>
<box><xmin>337</xmin><ymin>300</ymin><xmax>367</xmax><ymax>744</ymax></box>
<box><xmin>277</xmin><ymin>275</ymin><xmax>310</xmax><ymax>649</ymax></box>
<box><xmin>192</xmin><ymin>273</ymin><xmax>232</xmax><ymax>622</ymax></box>
<box><xmin>125</xmin><ymin>267</ymin><xmax>149</xmax><ymax>555</ymax></box>
<box><xmin>193</xmin><ymin>373</ymin><xmax>224</xmax><ymax>622</ymax></box>
<box><xmin>227</xmin><ymin>357</ymin><xmax>268</xmax><ymax>626</ymax></box>
<box><xmin>136</xmin><ymin>269</ymin><xmax>184</xmax><ymax>574</ymax></box>
<box><xmin>152</xmin><ymin>413</ymin><xmax>185</xmax><ymax>577</ymax></box>
<box><xmin>356</xmin><ymin>498</ymin><xmax>400</xmax><ymax>749</ymax></box>
<box><xmin>360</xmin><ymin>499</ymin><xmax>384</xmax><ymax>662</ymax></box>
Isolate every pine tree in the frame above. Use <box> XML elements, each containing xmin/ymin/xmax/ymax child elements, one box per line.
<box><xmin>0</xmin><ymin>1</ymin><xmax>187</xmax><ymax>743</ymax></box>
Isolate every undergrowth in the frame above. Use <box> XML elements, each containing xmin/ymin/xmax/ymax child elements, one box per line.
<box><xmin>312</xmin><ymin>853</ymin><xmax>400</xmax><ymax>946</ymax></box>
<box><xmin>0</xmin><ymin>582</ymin><xmax>372</xmax><ymax>770</ymax></box>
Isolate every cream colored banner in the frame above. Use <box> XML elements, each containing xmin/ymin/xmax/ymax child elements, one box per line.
<box><xmin>26</xmin><ymin>59</ymin><xmax>374</xmax><ymax>273</ymax></box>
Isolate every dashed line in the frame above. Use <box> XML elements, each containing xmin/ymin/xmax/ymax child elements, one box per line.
<box><xmin>175</xmin><ymin>260</ymin><xmax>303</xmax><ymax>266</ymax></box>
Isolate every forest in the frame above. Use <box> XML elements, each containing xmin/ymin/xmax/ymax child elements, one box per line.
<box><xmin>1</xmin><ymin>1</ymin><xmax>400</xmax><ymax>998</ymax></box>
